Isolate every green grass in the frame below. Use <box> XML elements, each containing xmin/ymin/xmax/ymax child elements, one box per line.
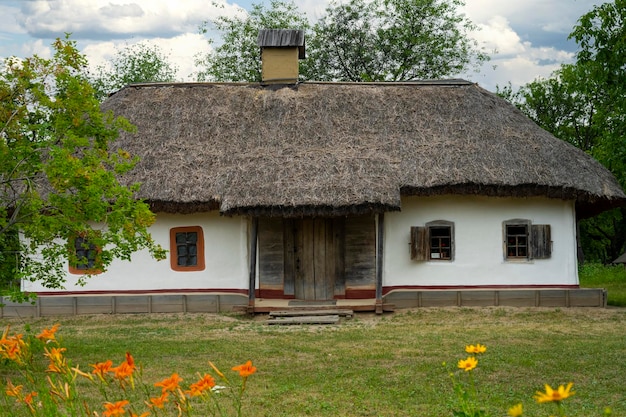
<box><xmin>2</xmin><ymin>307</ymin><xmax>626</xmax><ymax>416</ymax></box>
<box><xmin>579</xmin><ymin>262</ymin><xmax>626</xmax><ymax>306</ymax></box>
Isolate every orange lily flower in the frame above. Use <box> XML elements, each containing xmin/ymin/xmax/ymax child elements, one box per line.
<box><xmin>113</xmin><ymin>353</ymin><xmax>136</xmax><ymax>382</ymax></box>
<box><xmin>103</xmin><ymin>400</ymin><xmax>130</xmax><ymax>416</ymax></box>
<box><xmin>154</xmin><ymin>373</ymin><xmax>183</xmax><ymax>393</ymax></box>
<box><xmin>44</xmin><ymin>346</ymin><xmax>67</xmax><ymax>363</ymax></box>
<box><xmin>91</xmin><ymin>360</ymin><xmax>114</xmax><ymax>380</ymax></box>
<box><xmin>186</xmin><ymin>374</ymin><xmax>216</xmax><ymax>397</ymax></box>
<box><xmin>148</xmin><ymin>391</ymin><xmax>169</xmax><ymax>409</ymax></box>
<box><xmin>37</xmin><ymin>323</ymin><xmax>60</xmax><ymax>342</ymax></box>
<box><xmin>232</xmin><ymin>360</ymin><xmax>257</xmax><ymax>378</ymax></box>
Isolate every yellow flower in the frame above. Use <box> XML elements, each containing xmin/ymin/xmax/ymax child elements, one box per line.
<box><xmin>465</xmin><ymin>344</ymin><xmax>487</xmax><ymax>354</ymax></box>
<box><xmin>232</xmin><ymin>360</ymin><xmax>257</xmax><ymax>378</ymax></box>
<box><xmin>457</xmin><ymin>356</ymin><xmax>478</xmax><ymax>371</ymax></box>
<box><xmin>508</xmin><ymin>403</ymin><xmax>523</xmax><ymax>417</ymax></box>
<box><xmin>534</xmin><ymin>382</ymin><xmax>574</xmax><ymax>403</ymax></box>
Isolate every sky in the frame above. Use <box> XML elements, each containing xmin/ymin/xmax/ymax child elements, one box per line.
<box><xmin>0</xmin><ymin>0</ymin><xmax>604</xmax><ymax>92</ymax></box>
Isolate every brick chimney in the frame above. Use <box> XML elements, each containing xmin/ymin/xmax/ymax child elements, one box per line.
<box><xmin>257</xmin><ymin>29</ymin><xmax>305</xmax><ymax>84</ymax></box>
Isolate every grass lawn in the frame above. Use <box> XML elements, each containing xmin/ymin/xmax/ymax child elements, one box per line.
<box><xmin>580</xmin><ymin>262</ymin><xmax>626</xmax><ymax>306</ymax></box>
<box><xmin>2</xmin><ymin>307</ymin><xmax>625</xmax><ymax>416</ymax></box>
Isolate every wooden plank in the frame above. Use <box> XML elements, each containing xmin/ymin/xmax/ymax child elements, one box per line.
<box><xmin>324</xmin><ymin>218</ymin><xmax>336</xmax><ymax>300</ymax></box>
<box><xmin>376</xmin><ymin>213</ymin><xmax>384</xmax><ymax>303</ymax></box>
<box><xmin>300</xmin><ymin>219</ymin><xmax>316</xmax><ymax>300</ymax></box>
<box><xmin>269</xmin><ymin>309</ymin><xmax>353</xmax><ymax>317</ymax></box>
<box><xmin>267</xmin><ymin>315</ymin><xmax>340</xmax><ymax>325</ymax></box>
<box><xmin>345</xmin><ymin>215</ymin><xmax>376</xmax><ymax>290</ymax></box>
<box><xmin>283</xmin><ymin>219</ymin><xmax>295</xmax><ymax>295</ymax></box>
<box><xmin>249</xmin><ymin>217</ymin><xmax>259</xmax><ymax>307</ymax></box>
<box><xmin>334</xmin><ymin>218</ymin><xmax>346</xmax><ymax>296</ymax></box>
<box><xmin>258</xmin><ymin>218</ymin><xmax>284</xmax><ymax>292</ymax></box>
<box><xmin>460</xmin><ymin>291</ymin><xmax>496</xmax><ymax>307</ymax></box>
<box><xmin>314</xmin><ymin>218</ymin><xmax>327</xmax><ymax>300</ymax></box>
<box><xmin>39</xmin><ymin>297</ymin><xmax>74</xmax><ymax>316</ymax></box>
<box><xmin>569</xmin><ymin>289</ymin><xmax>605</xmax><ymax>307</ymax></box>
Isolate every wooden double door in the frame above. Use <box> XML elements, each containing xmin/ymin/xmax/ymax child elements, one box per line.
<box><xmin>258</xmin><ymin>216</ymin><xmax>375</xmax><ymax>300</ymax></box>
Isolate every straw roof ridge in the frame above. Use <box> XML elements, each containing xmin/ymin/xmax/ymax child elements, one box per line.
<box><xmin>101</xmin><ymin>80</ymin><xmax>626</xmax><ymax>218</ymax></box>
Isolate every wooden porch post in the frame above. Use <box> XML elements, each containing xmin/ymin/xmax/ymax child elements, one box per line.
<box><xmin>248</xmin><ymin>217</ymin><xmax>258</xmax><ymax>314</ymax></box>
<box><xmin>376</xmin><ymin>213</ymin><xmax>384</xmax><ymax>314</ymax></box>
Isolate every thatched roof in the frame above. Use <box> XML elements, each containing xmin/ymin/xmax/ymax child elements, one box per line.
<box><xmin>101</xmin><ymin>80</ymin><xmax>625</xmax><ymax>218</ymax></box>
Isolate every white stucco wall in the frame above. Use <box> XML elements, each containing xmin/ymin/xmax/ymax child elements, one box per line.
<box><xmin>24</xmin><ymin>195</ymin><xmax>580</xmax><ymax>294</ymax></box>
<box><xmin>23</xmin><ymin>212</ymin><xmax>249</xmax><ymax>293</ymax></box>
<box><xmin>384</xmin><ymin>196</ymin><xmax>579</xmax><ymax>288</ymax></box>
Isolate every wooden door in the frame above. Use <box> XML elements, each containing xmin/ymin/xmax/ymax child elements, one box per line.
<box><xmin>293</xmin><ymin>218</ymin><xmax>338</xmax><ymax>300</ymax></box>
<box><xmin>258</xmin><ymin>215</ymin><xmax>375</xmax><ymax>300</ymax></box>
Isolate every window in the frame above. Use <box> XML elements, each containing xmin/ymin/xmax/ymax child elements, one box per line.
<box><xmin>170</xmin><ymin>226</ymin><xmax>205</xmax><ymax>271</ymax></box>
<box><xmin>410</xmin><ymin>221</ymin><xmax>454</xmax><ymax>261</ymax></box>
<box><xmin>503</xmin><ymin>220</ymin><xmax>551</xmax><ymax>261</ymax></box>
<box><xmin>69</xmin><ymin>235</ymin><xmax>101</xmax><ymax>275</ymax></box>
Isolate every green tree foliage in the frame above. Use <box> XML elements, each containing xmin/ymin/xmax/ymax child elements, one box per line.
<box><xmin>501</xmin><ymin>1</ymin><xmax>626</xmax><ymax>263</ymax></box>
<box><xmin>195</xmin><ymin>0</ymin><xmax>489</xmax><ymax>82</ymax></box>
<box><xmin>308</xmin><ymin>0</ymin><xmax>489</xmax><ymax>82</ymax></box>
<box><xmin>91</xmin><ymin>41</ymin><xmax>178</xmax><ymax>101</ymax></box>
<box><xmin>195</xmin><ymin>0</ymin><xmax>310</xmax><ymax>82</ymax></box>
<box><xmin>0</xmin><ymin>36</ymin><xmax>166</xmax><ymax>301</ymax></box>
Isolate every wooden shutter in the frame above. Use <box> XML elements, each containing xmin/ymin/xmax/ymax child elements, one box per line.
<box><xmin>531</xmin><ymin>224</ymin><xmax>552</xmax><ymax>259</ymax></box>
<box><xmin>410</xmin><ymin>226</ymin><xmax>428</xmax><ymax>261</ymax></box>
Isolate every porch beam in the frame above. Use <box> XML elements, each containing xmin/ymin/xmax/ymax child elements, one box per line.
<box><xmin>248</xmin><ymin>217</ymin><xmax>259</xmax><ymax>313</ymax></box>
<box><xmin>376</xmin><ymin>213</ymin><xmax>384</xmax><ymax>314</ymax></box>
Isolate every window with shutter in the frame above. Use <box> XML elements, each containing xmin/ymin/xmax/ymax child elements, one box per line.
<box><xmin>411</xmin><ymin>221</ymin><xmax>454</xmax><ymax>261</ymax></box>
<box><xmin>503</xmin><ymin>220</ymin><xmax>552</xmax><ymax>261</ymax></box>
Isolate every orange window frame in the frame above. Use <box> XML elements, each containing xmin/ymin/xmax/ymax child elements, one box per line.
<box><xmin>170</xmin><ymin>226</ymin><xmax>205</xmax><ymax>272</ymax></box>
<box><xmin>68</xmin><ymin>235</ymin><xmax>102</xmax><ymax>275</ymax></box>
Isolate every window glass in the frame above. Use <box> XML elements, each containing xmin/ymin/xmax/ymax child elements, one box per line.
<box><xmin>176</xmin><ymin>231</ymin><xmax>198</xmax><ymax>266</ymax></box>
<box><xmin>430</xmin><ymin>226</ymin><xmax>451</xmax><ymax>260</ymax></box>
<box><xmin>506</xmin><ymin>224</ymin><xmax>528</xmax><ymax>258</ymax></box>
<box><xmin>69</xmin><ymin>236</ymin><xmax>101</xmax><ymax>274</ymax></box>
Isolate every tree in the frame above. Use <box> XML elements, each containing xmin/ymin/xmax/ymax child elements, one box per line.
<box><xmin>195</xmin><ymin>0</ymin><xmax>310</xmax><ymax>82</ymax></box>
<box><xmin>195</xmin><ymin>0</ymin><xmax>489</xmax><ymax>82</ymax></box>
<box><xmin>501</xmin><ymin>1</ymin><xmax>626</xmax><ymax>263</ymax></box>
<box><xmin>1</xmin><ymin>36</ymin><xmax>166</xmax><ymax>301</ymax></box>
<box><xmin>308</xmin><ymin>0</ymin><xmax>489</xmax><ymax>82</ymax></box>
<box><xmin>90</xmin><ymin>41</ymin><xmax>178</xmax><ymax>101</ymax></box>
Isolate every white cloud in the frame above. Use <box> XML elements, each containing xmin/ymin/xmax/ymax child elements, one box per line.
<box><xmin>459</xmin><ymin>0</ymin><xmax>591</xmax><ymax>91</ymax></box>
<box><xmin>82</xmin><ymin>33</ymin><xmax>209</xmax><ymax>81</ymax></box>
<box><xmin>14</xmin><ymin>0</ymin><xmax>245</xmax><ymax>40</ymax></box>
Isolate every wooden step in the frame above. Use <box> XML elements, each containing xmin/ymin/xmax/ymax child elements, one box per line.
<box><xmin>269</xmin><ymin>309</ymin><xmax>353</xmax><ymax>318</ymax></box>
<box><xmin>267</xmin><ymin>314</ymin><xmax>341</xmax><ymax>325</ymax></box>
